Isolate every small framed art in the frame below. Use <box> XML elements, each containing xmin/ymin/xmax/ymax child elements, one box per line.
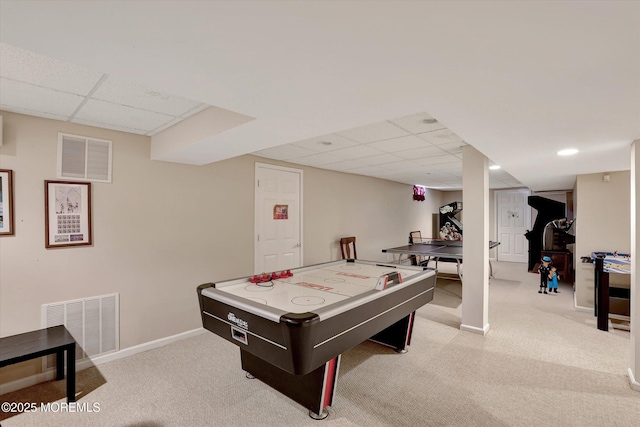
<box><xmin>45</xmin><ymin>180</ymin><xmax>92</xmax><ymax>248</ymax></box>
<box><xmin>0</xmin><ymin>169</ymin><xmax>14</xmax><ymax>236</ymax></box>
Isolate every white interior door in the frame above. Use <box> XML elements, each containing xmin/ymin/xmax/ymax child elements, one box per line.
<box><xmin>254</xmin><ymin>163</ymin><xmax>303</xmax><ymax>274</ymax></box>
<box><xmin>496</xmin><ymin>189</ymin><xmax>530</xmax><ymax>263</ymax></box>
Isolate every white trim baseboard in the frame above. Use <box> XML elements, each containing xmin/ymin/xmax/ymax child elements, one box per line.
<box><xmin>574</xmin><ymin>291</ymin><xmax>593</xmax><ymax>313</ymax></box>
<box><xmin>628</xmin><ymin>368</ymin><xmax>640</xmax><ymax>392</ymax></box>
<box><xmin>0</xmin><ymin>327</ymin><xmax>205</xmax><ymax>396</ymax></box>
<box><xmin>460</xmin><ymin>323</ymin><xmax>490</xmax><ymax>335</ymax></box>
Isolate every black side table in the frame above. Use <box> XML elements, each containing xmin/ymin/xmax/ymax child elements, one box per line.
<box><xmin>0</xmin><ymin>325</ymin><xmax>77</xmax><ymax>402</ymax></box>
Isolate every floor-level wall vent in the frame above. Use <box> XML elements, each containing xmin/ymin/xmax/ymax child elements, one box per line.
<box><xmin>41</xmin><ymin>293</ymin><xmax>119</xmax><ymax>368</ymax></box>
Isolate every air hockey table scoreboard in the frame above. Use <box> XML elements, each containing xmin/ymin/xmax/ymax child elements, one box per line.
<box><xmin>197</xmin><ymin>259</ymin><xmax>436</xmax><ymax>419</ymax></box>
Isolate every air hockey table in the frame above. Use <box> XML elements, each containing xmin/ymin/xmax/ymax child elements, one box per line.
<box><xmin>197</xmin><ymin>259</ymin><xmax>436</xmax><ymax>419</ymax></box>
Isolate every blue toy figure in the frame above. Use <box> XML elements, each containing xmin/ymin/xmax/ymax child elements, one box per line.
<box><xmin>548</xmin><ymin>266</ymin><xmax>558</xmax><ymax>293</ymax></box>
<box><xmin>538</xmin><ymin>256</ymin><xmax>551</xmax><ymax>294</ymax></box>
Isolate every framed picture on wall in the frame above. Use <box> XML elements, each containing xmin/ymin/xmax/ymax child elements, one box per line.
<box><xmin>45</xmin><ymin>180</ymin><xmax>92</xmax><ymax>248</ymax></box>
<box><xmin>0</xmin><ymin>169</ymin><xmax>15</xmax><ymax>236</ymax></box>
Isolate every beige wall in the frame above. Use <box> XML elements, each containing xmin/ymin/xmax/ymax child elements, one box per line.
<box><xmin>0</xmin><ymin>111</ymin><xmax>438</xmax><ymax>383</ymax></box>
<box><xmin>574</xmin><ymin>171</ymin><xmax>631</xmax><ymax>308</ymax></box>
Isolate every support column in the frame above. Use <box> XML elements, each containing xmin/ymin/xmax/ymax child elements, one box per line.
<box><xmin>629</xmin><ymin>140</ymin><xmax>640</xmax><ymax>391</ymax></box>
<box><xmin>460</xmin><ymin>145</ymin><xmax>490</xmax><ymax>335</ymax></box>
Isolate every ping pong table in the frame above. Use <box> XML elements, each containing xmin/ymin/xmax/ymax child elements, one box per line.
<box><xmin>382</xmin><ymin>239</ymin><xmax>501</xmax><ymax>280</ymax></box>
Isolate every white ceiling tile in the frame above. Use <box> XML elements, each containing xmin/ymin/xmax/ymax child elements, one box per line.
<box><xmin>429</xmin><ymin>182</ymin><xmax>460</xmax><ymax>190</ymax></box>
<box><xmin>430</xmin><ymin>164</ymin><xmax>463</xmax><ymax>178</ymax></box>
<box><xmin>379</xmin><ymin>160</ymin><xmax>424</xmax><ymax>172</ymax></box>
<box><xmin>73</xmin><ymin>99</ymin><xmax>175</xmax><ymax>132</ymax></box>
<box><xmin>394</xmin><ymin>145</ymin><xmax>448</xmax><ymax>160</ymax></box>
<box><xmin>359</xmin><ymin>153</ymin><xmax>405</xmax><ymax>166</ymax></box>
<box><xmin>72</xmin><ymin>118</ymin><xmax>149</xmax><ymax>135</ymax></box>
<box><xmin>431</xmin><ymin>161</ymin><xmax>463</xmax><ymax>171</ymax></box>
<box><xmin>439</xmin><ymin>170</ymin><xmax>462</xmax><ymax>178</ymax></box>
<box><xmin>366</xmin><ymin>135</ymin><xmax>431</xmax><ymax>152</ymax></box>
<box><xmin>438</xmin><ymin>176</ymin><xmax>465</xmax><ymax>184</ymax></box>
<box><xmin>91</xmin><ymin>77</ymin><xmax>205</xmax><ymax>116</ymax></box>
<box><xmin>291</xmin><ymin>133</ymin><xmax>360</xmax><ymax>152</ymax></box>
<box><xmin>254</xmin><ymin>144</ymin><xmax>317</xmax><ymax>160</ymax></box>
<box><xmin>423</xmin><ymin>171</ymin><xmax>457</xmax><ymax>180</ymax></box>
<box><xmin>0</xmin><ymin>78</ymin><xmax>83</xmax><ymax>118</ymax></box>
<box><xmin>399</xmin><ymin>175</ymin><xmax>435</xmax><ymax>186</ymax></box>
<box><xmin>336</xmin><ymin>120</ymin><xmax>410</xmax><ymax>143</ymax></box>
<box><xmin>415</xmin><ymin>154</ymin><xmax>460</xmax><ymax>166</ymax></box>
<box><xmin>348</xmin><ymin>165</ymin><xmax>393</xmax><ymax>176</ymax></box>
<box><xmin>0</xmin><ymin>106</ymin><xmax>69</xmax><ymax>121</ymax></box>
<box><xmin>438</xmin><ymin>141</ymin><xmax>467</xmax><ymax>154</ymax></box>
<box><xmin>293</xmin><ymin>152</ymin><xmax>343</xmax><ymax>166</ymax></box>
<box><xmin>322</xmin><ymin>159</ymin><xmax>370</xmax><ymax>171</ymax></box>
<box><xmin>146</xmin><ymin>116</ymin><xmax>185</xmax><ymax>135</ymax></box>
<box><xmin>0</xmin><ymin>43</ymin><xmax>103</xmax><ymax>95</ymax></box>
<box><xmin>389</xmin><ymin>112</ymin><xmax>447</xmax><ymax>134</ymax></box>
<box><xmin>329</xmin><ymin>144</ymin><xmax>385</xmax><ymax>160</ymax></box>
<box><xmin>417</xmin><ymin>129</ymin><xmax>464</xmax><ymax>145</ymax></box>
<box><xmin>181</xmin><ymin>103</ymin><xmax>210</xmax><ymax>118</ymax></box>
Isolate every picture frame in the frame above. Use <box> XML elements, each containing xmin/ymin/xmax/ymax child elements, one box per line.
<box><xmin>0</xmin><ymin>169</ymin><xmax>15</xmax><ymax>236</ymax></box>
<box><xmin>45</xmin><ymin>180</ymin><xmax>92</xmax><ymax>248</ymax></box>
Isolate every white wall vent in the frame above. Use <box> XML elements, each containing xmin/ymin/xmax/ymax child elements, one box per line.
<box><xmin>41</xmin><ymin>293</ymin><xmax>119</xmax><ymax>368</ymax></box>
<box><xmin>57</xmin><ymin>132</ymin><xmax>113</xmax><ymax>183</ymax></box>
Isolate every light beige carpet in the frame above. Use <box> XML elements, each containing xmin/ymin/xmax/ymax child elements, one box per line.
<box><xmin>1</xmin><ymin>261</ymin><xmax>638</xmax><ymax>426</ymax></box>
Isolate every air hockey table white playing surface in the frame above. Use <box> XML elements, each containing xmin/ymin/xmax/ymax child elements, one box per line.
<box><xmin>216</xmin><ymin>261</ymin><xmax>422</xmax><ymax>314</ymax></box>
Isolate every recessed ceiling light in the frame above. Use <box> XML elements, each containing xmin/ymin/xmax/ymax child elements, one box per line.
<box><xmin>489</xmin><ymin>165</ymin><xmax>501</xmax><ymax>170</ymax></box>
<box><xmin>317</xmin><ymin>141</ymin><xmax>333</xmax><ymax>146</ymax></box>
<box><xmin>557</xmin><ymin>148</ymin><xmax>579</xmax><ymax>156</ymax></box>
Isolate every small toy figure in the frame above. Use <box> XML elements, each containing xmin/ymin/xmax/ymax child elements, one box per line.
<box><xmin>538</xmin><ymin>256</ymin><xmax>551</xmax><ymax>294</ymax></box>
<box><xmin>548</xmin><ymin>266</ymin><xmax>558</xmax><ymax>293</ymax></box>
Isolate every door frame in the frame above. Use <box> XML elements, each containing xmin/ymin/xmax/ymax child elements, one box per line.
<box><xmin>254</xmin><ymin>162</ymin><xmax>304</xmax><ymax>273</ymax></box>
<box><xmin>494</xmin><ymin>188</ymin><xmax>531</xmax><ymax>262</ymax></box>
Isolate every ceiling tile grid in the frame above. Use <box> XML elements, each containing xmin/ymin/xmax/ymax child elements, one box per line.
<box><xmin>291</xmin><ymin>133</ymin><xmax>360</xmax><ymax>152</ymax></box>
<box><xmin>336</xmin><ymin>121</ymin><xmax>410</xmax><ymax>143</ymax></box>
<box><xmin>366</xmin><ymin>134</ymin><xmax>433</xmax><ymax>152</ymax></box>
<box><xmin>0</xmin><ymin>78</ymin><xmax>85</xmax><ymax>118</ymax></box>
<box><xmin>0</xmin><ymin>43</ymin><xmax>524</xmax><ymax>190</ymax></box>
<box><xmin>0</xmin><ymin>43</ymin><xmax>209</xmax><ymax>136</ymax></box>
<box><xmin>417</xmin><ymin>129</ymin><xmax>465</xmax><ymax>145</ymax></box>
<box><xmin>252</xmin><ymin>111</ymin><xmax>522</xmax><ymax>189</ymax></box>
<box><xmin>388</xmin><ymin>112</ymin><xmax>447</xmax><ymax>134</ymax></box>
<box><xmin>291</xmin><ymin>152</ymin><xmax>344</xmax><ymax>167</ymax></box>
<box><xmin>0</xmin><ymin>43</ymin><xmax>104</xmax><ymax>95</ymax></box>
<box><xmin>73</xmin><ymin>99</ymin><xmax>177</xmax><ymax>134</ymax></box>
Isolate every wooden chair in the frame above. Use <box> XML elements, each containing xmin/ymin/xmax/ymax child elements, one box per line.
<box><xmin>408</xmin><ymin>231</ymin><xmax>426</xmax><ymax>266</ymax></box>
<box><xmin>340</xmin><ymin>237</ymin><xmax>357</xmax><ymax>260</ymax></box>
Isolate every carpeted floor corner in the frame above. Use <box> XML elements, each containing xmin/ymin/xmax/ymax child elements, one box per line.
<box><xmin>1</xmin><ymin>261</ymin><xmax>638</xmax><ymax>426</ymax></box>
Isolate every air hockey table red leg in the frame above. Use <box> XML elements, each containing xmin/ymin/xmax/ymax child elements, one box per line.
<box><xmin>241</xmin><ymin>349</ymin><xmax>340</xmax><ymax>419</ymax></box>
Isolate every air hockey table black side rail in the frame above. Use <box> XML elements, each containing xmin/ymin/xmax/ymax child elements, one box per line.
<box><xmin>197</xmin><ymin>271</ymin><xmax>436</xmax><ymax>376</ymax></box>
<box><xmin>196</xmin><ymin>260</ymin><xmax>436</xmax><ymax>419</ymax></box>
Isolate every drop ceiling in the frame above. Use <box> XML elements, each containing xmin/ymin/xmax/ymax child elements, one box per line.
<box><xmin>1</xmin><ymin>1</ymin><xmax>638</xmax><ymax>192</ymax></box>
<box><xmin>254</xmin><ymin>112</ymin><xmax>522</xmax><ymax>189</ymax></box>
<box><xmin>0</xmin><ymin>43</ymin><xmax>209</xmax><ymax>136</ymax></box>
